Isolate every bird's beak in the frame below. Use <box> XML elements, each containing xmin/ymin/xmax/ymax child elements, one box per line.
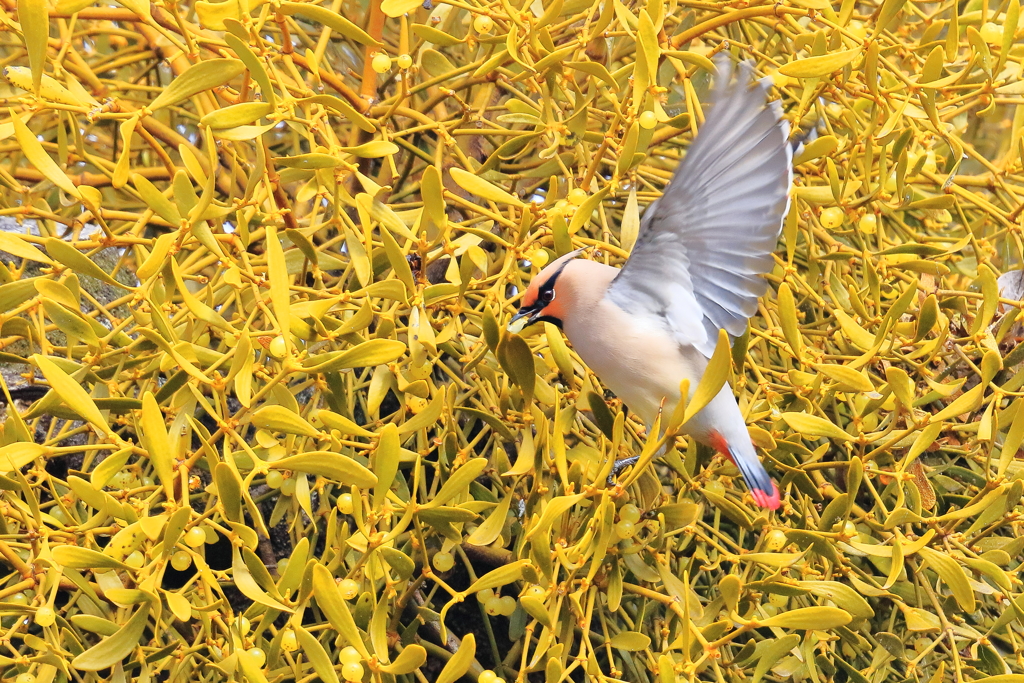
<box><xmin>507</xmin><ymin>309</ymin><xmax>537</xmax><ymax>334</ymax></box>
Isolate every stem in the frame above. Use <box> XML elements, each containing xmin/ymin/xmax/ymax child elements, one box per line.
<box><xmin>359</xmin><ymin>0</ymin><xmax>387</xmax><ymax>102</ymax></box>
<box><xmin>669</xmin><ymin>5</ymin><xmax>808</xmax><ymax>49</ymax></box>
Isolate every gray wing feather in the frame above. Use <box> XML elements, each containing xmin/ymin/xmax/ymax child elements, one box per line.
<box><xmin>606</xmin><ymin>56</ymin><xmax>792</xmax><ymax>357</ymax></box>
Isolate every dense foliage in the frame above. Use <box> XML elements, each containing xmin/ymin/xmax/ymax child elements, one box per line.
<box><xmin>0</xmin><ymin>0</ymin><xmax>1022</xmax><ymax>681</ymax></box>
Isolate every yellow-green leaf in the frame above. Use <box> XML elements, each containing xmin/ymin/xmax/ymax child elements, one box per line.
<box><xmin>312</xmin><ymin>563</ymin><xmax>371</xmax><ymax>658</ymax></box>
<box><xmin>294</xmin><ymin>626</ymin><xmax>340</xmax><ymax>683</ymax></box>
<box><xmin>501</xmin><ymin>334</ymin><xmax>536</xmax><ymax>404</ymax></box>
<box><xmin>833</xmin><ymin>309</ymin><xmax>875</xmax><ymax>350</ymax></box>
<box><xmin>372</xmin><ymin>423</ymin><xmax>400</xmax><ymax>508</ymax></box>
<box><xmin>45</xmin><ymin>238</ymin><xmax>130</xmax><ymax>289</ymax></box>
<box><xmin>380</xmin><ymin>645</ymin><xmax>427</xmax><ymax>675</ymax></box>
<box><xmin>171</xmin><ymin>260</ymin><xmax>234</xmax><ymax>333</ymax></box>
<box><xmin>251</xmin><ymin>404</ymin><xmax>320</xmax><ymax>438</ymax></box>
<box><xmin>685</xmin><ymin>329</ymin><xmax>731</xmax><ymax>422</ymax></box>
<box><xmin>609</xmin><ymin>631</ymin><xmax>651</xmax><ymax>651</ymax></box>
<box><xmin>134</xmin><ymin>175</ymin><xmax>182</xmax><ymax>226</ymax></box>
<box><xmin>436</xmin><ymin>633</ymin><xmax>475</xmax><ymax>683</ymax></box>
<box><xmin>279</xmin><ymin>1</ymin><xmax>381</xmax><ymax>46</ymax></box>
<box><xmin>18</xmin><ymin>0</ymin><xmax>48</xmax><ymax>94</ymax></box>
<box><xmin>270</xmin><ymin>452</ymin><xmax>377</xmax><ymax>488</ymax></box>
<box><xmin>4</xmin><ymin>67</ymin><xmax>86</xmax><ymax>106</ymax></box>
<box><xmin>779</xmin><ymin>50</ymin><xmax>859</xmax><ymax>78</ymax></box>
<box><xmin>232</xmin><ymin>546</ymin><xmax>291</xmax><ymax>611</ymax></box>
<box><xmin>796</xmin><ymin>580</ymin><xmax>874</xmax><ymax>619</ymax></box>
<box><xmin>873</xmin><ymin>0</ymin><xmax>908</xmax><ymax>36</ymax></box>
<box><xmin>450</xmin><ymin>167</ymin><xmax>524</xmax><ymax>207</ymax></box>
<box><xmin>0</xmin><ymin>232</ymin><xmax>51</xmax><ymax>264</ymax></box>
<box><xmin>520</xmin><ymin>595</ymin><xmax>553</xmax><ymax>627</ymax></box>
<box><xmin>930</xmin><ymin>382</ymin><xmax>985</xmax><ymax>422</ymax></box>
<box><xmin>53</xmin><ymin>546</ymin><xmax>129</xmax><ymax>570</ymax></box>
<box><xmin>304</xmin><ymin>340</ymin><xmax>407</xmax><ymax>373</ymax></box>
<box><xmin>72</xmin><ymin>604</ymin><xmax>151</xmax><ymax>671</ymax></box>
<box><xmin>398</xmin><ymin>392</ymin><xmax>444</xmax><ymax>435</ymax></box>
<box><xmin>568</xmin><ymin>187</ymin><xmax>610</xmax><ymax>235</ymax></box>
<box><xmin>42</xmin><ymin>299</ymin><xmax>97</xmax><ymax>345</ymax></box>
<box><xmin>918</xmin><ymin>546</ymin><xmax>975</xmax><ymax>612</ymax></box>
<box><xmin>379</xmin><ymin>547</ymin><xmax>415</xmax><ymax>581</ymax></box>
<box><xmin>815</xmin><ymin>363</ymin><xmax>873</xmax><ymax>393</ymax></box>
<box><xmin>779</xmin><ymin>412</ymin><xmax>852</xmax><ymax>441</ymax></box>
<box><xmin>758</xmin><ymin>606</ymin><xmax>852</xmax><ymax>629</ymax></box>
<box><xmin>237</xmin><ymin>648</ymin><xmax>271</xmax><ymax>683</ymax></box>
<box><xmin>150</xmin><ymin>59</ymin><xmax>247</xmax><ymax>111</ymax></box>
<box><xmin>752</xmin><ymin>634</ymin><xmax>801</xmax><ymax>683</ymax></box>
<box><xmin>777</xmin><ymin>283</ymin><xmax>802</xmax><ymax>359</ymax></box>
<box><xmin>14</xmin><ymin>114</ymin><xmax>79</xmax><ymax>197</ymax></box>
<box><xmin>136</xmin><ymin>232</ymin><xmax>176</xmax><ymax>280</ymax></box>
<box><xmin>33</xmin><ymin>354</ymin><xmax>110</xmax><ymax>436</ymax></box>
<box><xmin>464</xmin><ymin>560</ymin><xmax>530</xmax><ymax>595</ymax></box>
<box><xmin>339</xmin><ymin>140</ymin><xmax>399</xmax><ymax>158</ymax></box>
<box><xmin>381</xmin><ymin>0</ymin><xmax>422</xmax><ymax>16</ymax></box>
<box><xmin>467</xmin><ymin>488</ymin><xmax>515</xmax><ymax>546</ymax></box>
<box><xmin>165</xmin><ymin>591</ymin><xmax>192</xmax><ymax>622</ymax></box>
<box><xmin>89</xmin><ymin>447</ymin><xmax>132</xmax><ymax>489</ymax></box>
<box><xmin>902</xmin><ymin>605</ymin><xmax>940</xmax><ymax>632</ymax></box>
<box><xmin>317</xmin><ymin>410</ymin><xmax>374</xmax><ymax>437</ymax></box>
<box><xmin>140</xmin><ymin>392</ymin><xmax>175</xmax><ymax>500</ymax></box>
<box><xmin>793</xmin><ymin>135</ymin><xmax>838</xmax><ymax>165</ymax></box>
<box><xmin>525</xmin><ymin>493</ymin><xmax>585</xmax><ymax>539</ymax></box>
<box><xmin>212</xmin><ymin>122</ymin><xmax>276</xmax><ymax>141</ymax></box>
<box><xmin>214</xmin><ymin>463</ymin><xmax>243</xmax><ymax>522</ymax></box>
<box><xmin>621</xmin><ymin>186</ymin><xmax>640</xmax><ymax>253</ymax></box>
<box><xmin>200</xmin><ymin>102</ymin><xmax>273</xmax><ymax>129</ymax></box>
<box><xmin>425</xmin><ymin>457</ymin><xmax>488</xmax><ymax>509</ymax></box>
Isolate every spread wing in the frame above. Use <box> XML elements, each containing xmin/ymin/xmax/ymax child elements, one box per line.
<box><xmin>606</xmin><ymin>56</ymin><xmax>792</xmax><ymax>357</ymax></box>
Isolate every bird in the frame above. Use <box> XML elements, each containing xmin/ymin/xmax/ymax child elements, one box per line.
<box><xmin>507</xmin><ymin>56</ymin><xmax>792</xmax><ymax>510</ymax></box>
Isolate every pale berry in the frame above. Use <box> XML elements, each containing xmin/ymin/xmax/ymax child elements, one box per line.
<box><xmin>433</xmin><ymin>551</ymin><xmax>454</xmax><ymax>572</ymax></box>
<box><xmin>337</xmin><ymin>493</ymin><xmax>354</xmax><ymax>514</ymax></box>
<box><xmin>371</xmin><ymin>53</ymin><xmax>392</xmax><ymax>74</ymax></box>
<box><xmin>171</xmin><ymin>551</ymin><xmax>191</xmax><ymax>571</ymax></box>
<box><xmin>342</xmin><ymin>662</ymin><xmax>364</xmax><ymax>682</ymax></box>
<box><xmin>820</xmin><ymin>206</ymin><xmax>844</xmax><ymax>229</ymax></box>
<box><xmin>619</xmin><ymin>504</ymin><xmax>641</xmax><ymax>523</ymax></box>
<box><xmin>34</xmin><ymin>606</ymin><xmax>55</xmax><ymax>627</ymax></box>
<box><xmin>473</xmin><ymin>15</ymin><xmax>493</xmax><ymax>33</ymax></box>
<box><xmin>340</xmin><ymin>578</ymin><xmax>360</xmax><ymax>600</ymax></box>
<box><xmin>268</xmin><ymin>335</ymin><xmax>287</xmax><ymax>359</ymax></box>
<box><xmin>184</xmin><ymin>527</ymin><xmax>207</xmax><ymax>548</ymax></box>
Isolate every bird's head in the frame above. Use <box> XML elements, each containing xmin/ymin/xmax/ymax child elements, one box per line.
<box><xmin>507</xmin><ymin>248</ymin><xmax>587</xmax><ymax>333</ymax></box>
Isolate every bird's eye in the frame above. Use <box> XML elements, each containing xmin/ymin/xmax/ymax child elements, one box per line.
<box><xmin>541</xmin><ymin>289</ymin><xmax>554</xmax><ymax>303</ymax></box>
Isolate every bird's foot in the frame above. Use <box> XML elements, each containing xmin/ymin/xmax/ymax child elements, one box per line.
<box><xmin>607</xmin><ymin>456</ymin><xmax>641</xmax><ymax>485</ymax></box>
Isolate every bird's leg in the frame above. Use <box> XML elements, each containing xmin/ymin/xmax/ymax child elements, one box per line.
<box><xmin>607</xmin><ymin>456</ymin><xmax>640</xmax><ymax>484</ymax></box>
<box><xmin>609</xmin><ymin>409</ymin><xmax>679</xmax><ymax>485</ymax></box>
<box><xmin>608</xmin><ymin>404</ymin><xmax>668</xmax><ymax>485</ymax></box>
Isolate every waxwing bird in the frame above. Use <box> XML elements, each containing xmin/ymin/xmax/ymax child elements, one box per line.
<box><xmin>508</xmin><ymin>56</ymin><xmax>792</xmax><ymax>510</ymax></box>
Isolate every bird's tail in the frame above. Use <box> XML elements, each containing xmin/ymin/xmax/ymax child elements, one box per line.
<box><xmin>709</xmin><ymin>431</ymin><xmax>780</xmax><ymax>510</ymax></box>
<box><xmin>735</xmin><ymin>453</ymin><xmax>781</xmax><ymax>510</ymax></box>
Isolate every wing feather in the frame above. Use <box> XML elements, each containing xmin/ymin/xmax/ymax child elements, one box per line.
<box><xmin>606</xmin><ymin>56</ymin><xmax>792</xmax><ymax>357</ymax></box>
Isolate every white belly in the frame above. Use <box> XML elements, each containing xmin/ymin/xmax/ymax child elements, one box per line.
<box><xmin>563</xmin><ymin>298</ymin><xmax>707</xmax><ymax>429</ymax></box>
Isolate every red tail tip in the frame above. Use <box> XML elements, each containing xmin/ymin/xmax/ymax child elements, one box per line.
<box><xmin>751</xmin><ymin>482</ymin><xmax>781</xmax><ymax>510</ymax></box>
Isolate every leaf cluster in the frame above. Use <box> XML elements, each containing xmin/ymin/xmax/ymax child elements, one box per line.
<box><xmin>0</xmin><ymin>0</ymin><xmax>1021</xmax><ymax>682</ymax></box>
